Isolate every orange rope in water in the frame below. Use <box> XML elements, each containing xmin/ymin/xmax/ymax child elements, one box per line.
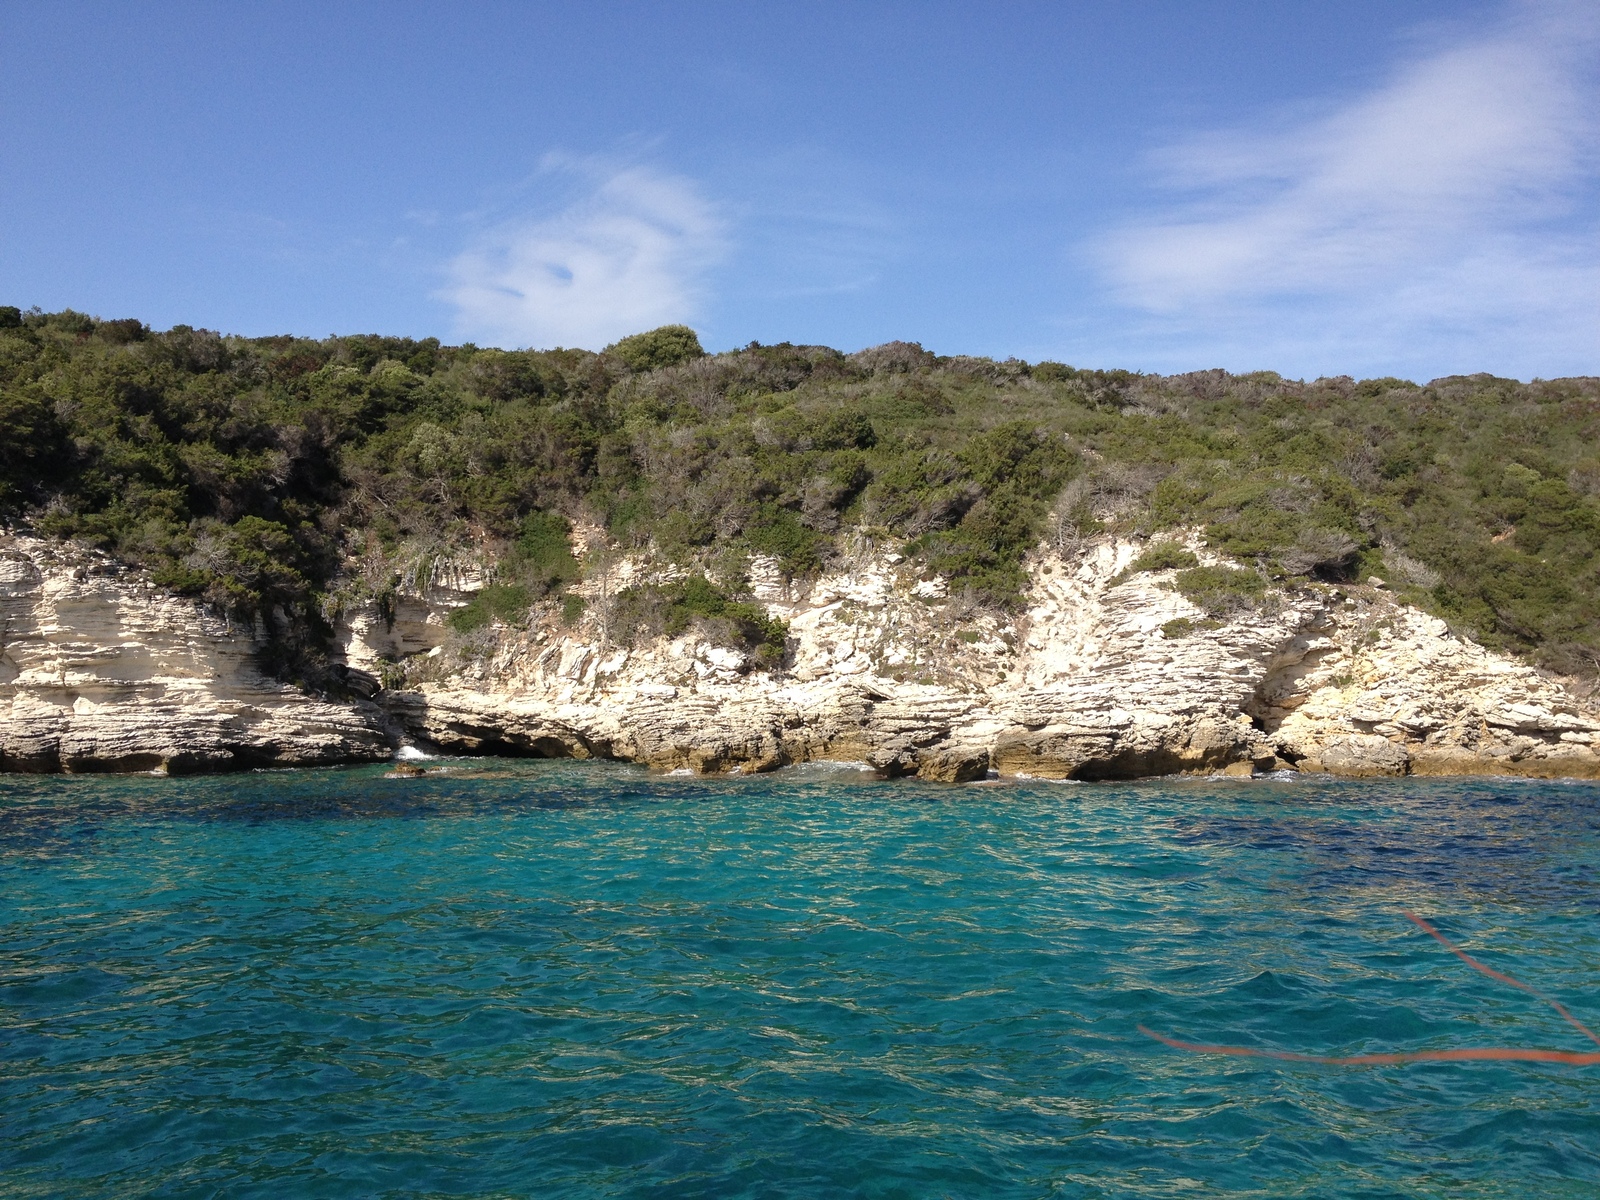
<box><xmin>1138</xmin><ymin>1025</ymin><xmax>1600</xmax><ymax>1066</ymax></box>
<box><xmin>1141</xmin><ymin>910</ymin><xmax>1600</xmax><ymax>1067</ymax></box>
<box><xmin>1401</xmin><ymin>910</ymin><xmax>1600</xmax><ymax>1048</ymax></box>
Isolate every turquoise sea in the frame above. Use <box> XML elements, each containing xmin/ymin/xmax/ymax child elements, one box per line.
<box><xmin>2</xmin><ymin>763</ymin><xmax>1598</xmax><ymax>1199</ymax></box>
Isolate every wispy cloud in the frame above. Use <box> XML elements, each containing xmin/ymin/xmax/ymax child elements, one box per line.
<box><xmin>443</xmin><ymin>162</ymin><xmax>725</xmax><ymax>350</ymax></box>
<box><xmin>719</xmin><ymin>147</ymin><xmax>905</xmax><ymax>304</ymax></box>
<box><xmin>1091</xmin><ymin>2</ymin><xmax>1600</xmax><ymax>379</ymax></box>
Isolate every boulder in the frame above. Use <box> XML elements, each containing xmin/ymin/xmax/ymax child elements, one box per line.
<box><xmin>1306</xmin><ymin>734</ymin><xmax>1411</xmax><ymax>777</ymax></box>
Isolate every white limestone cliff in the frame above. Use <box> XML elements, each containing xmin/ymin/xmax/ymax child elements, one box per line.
<box><xmin>3</xmin><ymin>529</ymin><xmax>1597</xmax><ymax>779</ymax></box>
<box><xmin>0</xmin><ymin>534</ymin><xmax>391</xmax><ymax>773</ymax></box>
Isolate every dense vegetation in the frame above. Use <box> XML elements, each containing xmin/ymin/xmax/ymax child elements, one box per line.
<box><xmin>2</xmin><ymin>304</ymin><xmax>1598</xmax><ymax>685</ymax></box>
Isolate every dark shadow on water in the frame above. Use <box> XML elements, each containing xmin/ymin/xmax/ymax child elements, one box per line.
<box><xmin>0</xmin><ymin>760</ymin><xmax>677</xmax><ymax>859</ymax></box>
<box><xmin>1156</xmin><ymin>776</ymin><xmax>1600</xmax><ymax>907</ymax></box>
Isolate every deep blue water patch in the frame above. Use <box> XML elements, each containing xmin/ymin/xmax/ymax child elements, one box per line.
<box><xmin>2</xmin><ymin>764</ymin><xmax>1598</xmax><ymax>1198</ymax></box>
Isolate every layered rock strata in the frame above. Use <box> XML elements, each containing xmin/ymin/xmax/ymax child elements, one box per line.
<box><xmin>4</xmin><ymin>530</ymin><xmax>1597</xmax><ymax>779</ymax></box>
<box><xmin>370</xmin><ymin>536</ymin><xmax>1600</xmax><ymax>781</ymax></box>
<box><xmin>0</xmin><ymin>535</ymin><xmax>391</xmax><ymax>773</ymax></box>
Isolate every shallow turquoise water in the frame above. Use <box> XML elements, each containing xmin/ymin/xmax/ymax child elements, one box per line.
<box><xmin>2</xmin><ymin>764</ymin><xmax>1598</xmax><ymax>1198</ymax></box>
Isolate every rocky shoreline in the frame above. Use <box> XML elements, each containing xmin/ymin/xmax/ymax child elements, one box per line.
<box><xmin>4</xmin><ymin>531</ymin><xmax>1598</xmax><ymax>780</ymax></box>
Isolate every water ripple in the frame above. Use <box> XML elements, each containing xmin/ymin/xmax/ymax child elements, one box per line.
<box><xmin>1</xmin><ymin>765</ymin><xmax>1598</xmax><ymax>1197</ymax></box>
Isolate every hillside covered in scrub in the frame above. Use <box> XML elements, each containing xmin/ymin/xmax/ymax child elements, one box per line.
<box><xmin>2</xmin><ymin>304</ymin><xmax>1598</xmax><ymax>688</ymax></box>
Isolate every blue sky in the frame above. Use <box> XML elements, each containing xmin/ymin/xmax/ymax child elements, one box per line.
<box><xmin>2</xmin><ymin>1</ymin><xmax>1596</xmax><ymax>380</ymax></box>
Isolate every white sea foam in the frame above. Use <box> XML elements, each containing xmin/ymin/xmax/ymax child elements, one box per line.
<box><xmin>790</xmin><ymin>760</ymin><xmax>875</xmax><ymax>774</ymax></box>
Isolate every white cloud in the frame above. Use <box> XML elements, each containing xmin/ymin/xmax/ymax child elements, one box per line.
<box><xmin>443</xmin><ymin>164</ymin><xmax>724</xmax><ymax>350</ymax></box>
<box><xmin>1092</xmin><ymin>2</ymin><xmax>1600</xmax><ymax>379</ymax></box>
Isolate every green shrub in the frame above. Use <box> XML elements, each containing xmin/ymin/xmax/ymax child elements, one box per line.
<box><xmin>746</xmin><ymin>502</ymin><xmax>825</xmax><ymax>577</ymax></box>
<box><xmin>919</xmin><ymin>422</ymin><xmax>1079</xmax><ymax>606</ymax></box>
<box><xmin>376</xmin><ymin>659</ymin><xmax>408</xmax><ymax>690</ymax></box>
<box><xmin>611</xmin><ymin>575</ymin><xmax>788</xmax><ymax>665</ymax></box>
<box><xmin>448</xmin><ymin>583</ymin><xmax>531</xmax><ymax>633</ymax></box>
<box><xmin>504</xmin><ymin>510</ymin><xmax>580</xmax><ymax>593</ymax></box>
<box><xmin>1170</xmin><ymin>565</ymin><xmax>1267</xmax><ymax>616</ymax></box>
<box><xmin>606</xmin><ymin>325</ymin><xmax>705</xmax><ymax>372</ymax></box>
<box><xmin>0</xmin><ymin>390</ymin><xmax>69</xmax><ymax>505</ymax></box>
<box><xmin>143</xmin><ymin>516</ymin><xmax>320</xmax><ymax>623</ymax></box>
<box><xmin>1160</xmin><ymin>616</ymin><xmax>1222</xmax><ymax>639</ymax></box>
<box><xmin>1130</xmin><ymin>542</ymin><xmax>1200</xmax><ymax>573</ymax></box>
<box><xmin>813</xmin><ymin>410</ymin><xmax>877</xmax><ymax>451</ymax></box>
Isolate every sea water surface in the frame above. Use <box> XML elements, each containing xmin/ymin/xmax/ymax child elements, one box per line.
<box><xmin>2</xmin><ymin>763</ymin><xmax>1598</xmax><ymax>1199</ymax></box>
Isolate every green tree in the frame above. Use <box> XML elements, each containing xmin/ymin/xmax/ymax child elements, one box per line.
<box><xmin>606</xmin><ymin>325</ymin><xmax>705</xmax><ymax>372</ymax></box>
<box><xmin>0</xmin><ymin>390</ymin><xmax>68</xmax><ymax>505</ymax></box>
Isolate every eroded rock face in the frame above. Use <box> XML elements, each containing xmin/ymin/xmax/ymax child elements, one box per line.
<box><xmin>1304</xmin><ymin>734</ymin><xmax>1412</xmax><ymax>777</ymax></box>
<box><xmin>1249</xmin><ymin>601</ymin><xmax>1600</xmax><ymax>779</ymax></box>
<box><xmin>0</xmin><ymin>535</ymin><xmax>393</xmax><ymax>773</ymax></box>
<box><xmin>367</xmin><ymin>535</ymin><xmax>1600</xmax><ymax>781</ymax></box>
<box><xmin>5</xmin><ymin>529</ymin><xmax>1598</xmax><ymax>780</ymax></box>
